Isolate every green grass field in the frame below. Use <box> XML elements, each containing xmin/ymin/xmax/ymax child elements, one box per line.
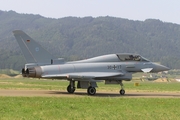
<box><xmin>0</xmin><ymin>78</ymin><xmax>180</xmax><ymax>120</ymax></box>
<box><xmin>0</xmin><ymin>97</ymin><xmax>180</xmax><ymax>120</ymax></box>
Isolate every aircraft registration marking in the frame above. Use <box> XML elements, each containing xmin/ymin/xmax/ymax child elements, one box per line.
<box><xmin>107</xmin><ymin>65</ymin><xmax>121</xmax><ymax>70</ymax></box>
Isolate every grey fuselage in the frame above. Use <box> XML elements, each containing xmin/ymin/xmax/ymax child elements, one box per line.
<box><xmin>26</xmin><ymin>53</ymin><xmax>169</xmax><ymax>81</ymax></box>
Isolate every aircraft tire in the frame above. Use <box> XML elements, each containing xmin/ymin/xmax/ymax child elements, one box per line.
<box><xmin>119</xmin><ymin>89</ymin><xmax>125</xmax><ymax>95</ymax></box>
<box><xmin>87</xmin><ymin>86</ymin><xmax>96</xmax><ymax>95</ymax></box>
<box><xmin>67</xmin><ymin>85</ymin><xmax>75</xmax><ymax>93</ymax></box>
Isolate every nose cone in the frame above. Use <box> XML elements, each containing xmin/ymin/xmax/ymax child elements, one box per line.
<box><xmin>152</xmin><ymin>63</ymin><xmax>170</xmax><ymax>72</ymax></box>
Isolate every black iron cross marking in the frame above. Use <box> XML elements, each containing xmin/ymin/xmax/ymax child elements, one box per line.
<box><xmin>107</xmin><ymin>65</ymin><xmax>121</xmax><ymax>70</ymax></box>
<box><xmin>112</xmin><ymin>65</ymin><xmax>117</xmax><ymax>70</ymax></box>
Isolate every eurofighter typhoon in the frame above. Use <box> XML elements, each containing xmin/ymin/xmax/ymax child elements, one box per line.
<box><xmin>13</xmin><ymin>30</ymin><xmax>170</xmax><ymax>95</ymax></box>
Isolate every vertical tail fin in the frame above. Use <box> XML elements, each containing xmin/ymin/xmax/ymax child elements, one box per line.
<box><xmin>13</xmin><ymin>30</ymin><xmax>55</xmax><ymax>64</ymax></box>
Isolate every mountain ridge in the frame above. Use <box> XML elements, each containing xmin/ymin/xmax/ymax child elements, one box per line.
<box><xmin>0</xmin><ymin>10</ymin><xmax>180</xmax><ymax>70</ymax></box>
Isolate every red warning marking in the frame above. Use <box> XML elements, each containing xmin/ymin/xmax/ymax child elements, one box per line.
<box><xmin>27</xmin><ymin>40</ymin><xmax>30</xmax><ymax>42</ymax></box>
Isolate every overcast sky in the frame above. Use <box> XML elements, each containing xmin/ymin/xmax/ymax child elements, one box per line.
<box><xmin>0</xmin><ymin>0</ymin><xmax>180</xmax><ymax>24</ymax></box>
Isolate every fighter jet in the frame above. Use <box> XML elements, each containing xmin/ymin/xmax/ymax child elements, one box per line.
<box><xmin>13</xmin><ymin>30</ymin><xmax>170</xmax><ymax>95</ymax></box>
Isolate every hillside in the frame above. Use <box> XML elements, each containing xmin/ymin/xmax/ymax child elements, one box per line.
<box><xmin>0</xmin><ymin>10</ymin><xmax>180</xmax><ymax>70</ymax></box>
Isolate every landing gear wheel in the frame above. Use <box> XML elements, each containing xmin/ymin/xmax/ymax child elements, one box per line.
<box><xmin>119</xmin><ymin>89</ymin><xmax>125</xmax><ymax>95</ymax></box>
<box><xmin>87</xmin><ymin>86</ymin><xmax>96</xmax><ymax>95</ymax></box>
<box><xmin>67</xmin><ymin>85</ymin><xmax>75</xmax><ymax>93</ymax></box>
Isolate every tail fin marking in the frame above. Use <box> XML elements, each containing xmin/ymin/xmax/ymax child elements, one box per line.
<box><xmin>13</xmin><ymin>30</ymin><xmax>54</xmax><ymax>63</ymax></box>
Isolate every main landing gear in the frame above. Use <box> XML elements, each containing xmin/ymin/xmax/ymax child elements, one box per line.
<box><xmin>67</xmin><ymin>80</ymin><xmax>97</xmax><ymax>95</ymax></box>
<box><xmin>67</xmin><ymin>81</ymin><xmax>75</xmax><ymax>93</ymax></box>
<box><xmin>119</xmin><ymin>81</ymin><xmax>125</xmax><ymax>95</ymax></box>
<box><xmin>67</xmin><ymin>85</ymin><xmax>75</xmax><ymax>93</ymax></box>
<box><xmin>87</xmin><ymin>86</ymin><xmax>96</xmax><ymax>95</ymax></box>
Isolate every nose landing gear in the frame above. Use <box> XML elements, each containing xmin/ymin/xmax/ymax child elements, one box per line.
<box><xmin>119</xmin><ymin>81</ymin><xmax>125</xmax><ymax>95</ymax></box>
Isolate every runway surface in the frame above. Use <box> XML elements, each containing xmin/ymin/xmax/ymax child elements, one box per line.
<box><xmin>0</xmin><ymin>90</ymin><xmax>180</xmax><ymax>98</ymax></box>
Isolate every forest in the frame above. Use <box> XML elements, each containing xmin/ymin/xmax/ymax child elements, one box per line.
<box><xmin>1</xmin><ymin>10</ymin><xmax>180</xmax><ymax>71</ymax></box>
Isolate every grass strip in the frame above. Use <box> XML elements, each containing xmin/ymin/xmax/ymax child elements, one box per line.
<box><xmin>0</xmin><ymin>97</ymin><xmax>180</xmax><ymax>120</ymax></box>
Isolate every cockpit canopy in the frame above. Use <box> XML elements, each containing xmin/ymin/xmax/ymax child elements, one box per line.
<box><xmin>116</xmin><ymin>53</ymin><xmax>150</xmax><ymax>62</ymax></box>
